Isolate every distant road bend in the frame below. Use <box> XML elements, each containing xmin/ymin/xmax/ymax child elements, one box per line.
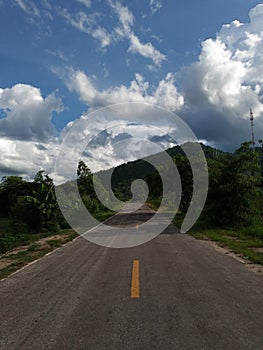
<box><xmin>0</xmin><ymin>204</ymin><xmax>263</xmax><ymax>349</ymax></box>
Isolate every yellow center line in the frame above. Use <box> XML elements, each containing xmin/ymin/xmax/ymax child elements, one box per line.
<box><xmin>131</xmin><ymin>260</ymin><xmax>140</xmax><ymax>298</ymax></box>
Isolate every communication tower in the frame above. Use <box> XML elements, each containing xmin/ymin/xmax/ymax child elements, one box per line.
<box><xmin>250</xmin><ymin>108</ymin><xmax>255</xmax><ymax>148</ymax></box>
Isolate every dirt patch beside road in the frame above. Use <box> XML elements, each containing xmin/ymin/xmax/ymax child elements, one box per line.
<box><xmin>201</xmin><ymin>239</ymin><xmax>263</xmax><ymax>274</ymax></box>
<box><xmin>0</xmin><ymin>230</ymin><xmax>77</xmax><ymax>279</ymax></box>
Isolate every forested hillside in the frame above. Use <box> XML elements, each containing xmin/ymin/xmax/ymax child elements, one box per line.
<box><xmin>110</xmin><ymin>142</ymin><xmax>263</xmax><ymax>232</ymax></box>
<box><xmin>0</xmin><ymin>142</ymin><xmax>262</xmax><ymax>262</ymax></box>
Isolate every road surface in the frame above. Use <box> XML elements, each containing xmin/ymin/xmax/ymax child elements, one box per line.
<box><xmin>0</xmin><ymin>204</ymin><xmax>262</xmax><ymax>349</ymax></box>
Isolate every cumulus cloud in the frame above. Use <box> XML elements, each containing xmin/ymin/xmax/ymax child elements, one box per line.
<box><xmin>0</xmin><ymin>82</ymin><xmax>181</xmax><ymax>181</ymax></box>
<box><xmin>0</xmin><ymin>138</ymin><xmax>61</xmax><ymax>180</ymax></box>
<box><xmin>4</xmin><ymin>3</ymin><xmax>263</xmax><ymax>181</ymax></box>
<box><xmin>51</xmin><ymin>73</ymin><xmax>187</xmax><ymax>182</ymax></box>
<box><xmin>0</xmin><ymin>84</ymin><xmax>63</xmax><ymax>141</ymax></box>
<box><xmin>0</xmin><ymin>83</ymin><xmax>64</xmax><ymax>179</ymax></box>
<box><xmin>56</xmin><ymin>113</ymin><xmax>181</xmax><ymax>182</ymax></box>
<box><xmin>65</xmin><ymin>69</ymin><xmax>183</xmax><ymax>112</ymax></box>
<box><xmin>182</xmin><ymin>3</ymin><xmax>263</xmax><ymax>149</ymax></box>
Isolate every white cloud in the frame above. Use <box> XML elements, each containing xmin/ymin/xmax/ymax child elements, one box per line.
<box><xmin>128</xmin><ymin>33</ymin><xmax>166</xmax><ymax>66</ymax></box>
<box><xmin>0</xmin><ymin>138</ymin><xmax>61</xmax><ymax>180</ymax></box>
<box><xmin>0</xmin><ymin>84</ymin><xmax>64</xmax><ymax>180</ymax></box>
<box><xmin>14</xmin><ymin>0</ymin><xmax>40</xmax><ymax>17</ymax></box>
<box><xmin>55</xmin><ymin>110</ymin><xmax>183</xmax><ymax>182</ymax></box>
<box><xmin>59</xmin><ymin>1</ymin><xmax>165</xmax><ymax>66</ymax></box>
<box><xmin>5</xmin><ymin>4</ymin><xmax>263</xmax><ymax>181</ymax></box>
<box><xmin>149</xmin><ymin>0</ymin><xmax>162</xmax><ymax>15</ymax></box>
<box><xmin>65</xmin><ymin>69</ymin><xmax>183</xmax><ymax>112</ymax></box>
<box><xmin>62</xmin><ymin>10</ymin><xmax>95</xmax><ymax>32</ymax></box>
<box><xmin>48</xmin><ymin>70</ymin><xmax>184</xmax><ymax>181</ymax></box>
<box><xmin>92</xmin><ymin>27</ymin><xmax>112</xmax><ymax>47</ymax></box>
<box><xmin>76</xmin><ymin>0</ymin><xmax>91</xmax><ymax>8</ymax></box>
<box><xmin>110</xmin><ymin>1</ymin><xmax>166</xmax><ymax>66</ymax></box>
<box><xmin>182</xmin><ymin>3</ymin><xmax>263</xmax><ymax>149</ymax></box>
<box><xmin>152</xmin><ymin>73</ymin><xmax>184</xmax><ymax>111</ymax></box>
<box><xmin>45</xmin><ymin>49</ymin><xmax>68</xmax><ymax>61</ymax></box>
<box><xmin>0</xmin><ymin>84</ymin><xmax>63</xmax><ymax>141</ymax></box>
<box><xmin>60</xmin><ymin>8</ymin><xmax>112</xmax><ymax>48</ymax></box>
<box><xmin>109</xmin><ymin>0</ymin><xmax>134</xmax><ymax>36</ymax></box>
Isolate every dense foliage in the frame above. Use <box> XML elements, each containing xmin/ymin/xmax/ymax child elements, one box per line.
<box><xmin>110</xmin><ymin>142</ymin><xmax>263</xmax><ymax>235</ymax></box>
<box><xmin>205</xmin><ymin>142</ymin><xmax>262</xmax><ymax>227</ymax></box>
<box><xmin>0</xmin><ymin>142</ymin><xmax>262</xmax><ymax>253</ymax></box>
<box><xmin>0</xmin><ymin>162</ymin><xmax>112</xmax><ymax>253</ymax></box>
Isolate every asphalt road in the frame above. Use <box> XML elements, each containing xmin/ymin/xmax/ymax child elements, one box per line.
<box><xmin>0</xmin><ymin>204</ymin><xmax>263</xmax><ymax>349</ymax></box>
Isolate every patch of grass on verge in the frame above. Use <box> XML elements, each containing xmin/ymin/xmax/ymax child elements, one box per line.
<box><xmin>0</xmin><ymin>230</ymin><xmax>78</xmax><ymax>280</ymax></box>
<box><xmin>172</xmin><ymin>213</ymin><xmax>263</xmax><ymax>265</ymax></box>
<box><xmin>172</xmin><ymin>212</ymin><xmax>185</xmax><ymax>229</ymax></box>
<box><xmin>0</xmin><ymin>216</ymin><xmax>81</xmax><ymax>255</ymax></box>
<box><xmin>190</xmin><ymin>228</ymin><xmax>263</xmax><ymax>265</ymax></box>
<box><xmin>146</xmin><ymin>199</ymin><xmax>161</xmax><ymax>211</ymax></box>
<box><xmin>94</xmin><ymin>210</ymin><xmax>116</xmax><ymax>222</ymax></box>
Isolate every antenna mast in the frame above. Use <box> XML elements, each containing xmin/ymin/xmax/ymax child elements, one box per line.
<box><xmin>250</xmin><ymin>108</ymin><xmax>255</xmax><ymax>148</ymax></box>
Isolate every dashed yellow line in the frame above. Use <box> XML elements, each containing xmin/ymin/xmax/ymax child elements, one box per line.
<box><xmin>131</xmin><ymin>260</ymin><xmax>140</xmax><ymax>298</ymax></box>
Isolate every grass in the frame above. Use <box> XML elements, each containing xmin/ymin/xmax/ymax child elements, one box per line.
<box><xmin>0</xmin><ymin>218</ymin><xmax>45</xmax><ymax>254</ymax></box>
<box><xmin>172</xmin><ymin>213</ymin><xmax>263</xmax><ymax>266</ymax></box>
<box><xmin>172</xmin><ymin>211</ymin><xmax>185</xmax><ymax>229</ymax></box>
<box><xmin>146</xmin><ymin>199</ymin><xmax>161</xmax><ymax>211</ymax></box>
<box><xmin>190</xmin><ymin>228</ymin><xmax>263</xmax><ymax>265</ymax></box>
<box><xmin>146</xmin><ymin>205</ymin><xmax>263</xmax><ymax>266</ymax></box>
<box><xmin>0</xmin><ymin>208</ymin><xmax>116</xmax><ymax>280</ymax></box>
<box><xmin>94</xmin><ymin>209</ymin><xmax>116</xmax><ymax>222</ymax></box>
<box><xmin>0</xmin><ymin>205</ymin><xmax>116</xmax><ymax>255</ymax></box>
<box><xmin>0</xmin><ymin>229</ymin><xmax>78</xmax><ymax>280</ymax></box>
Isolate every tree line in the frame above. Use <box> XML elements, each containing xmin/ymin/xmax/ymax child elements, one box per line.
<box><xmin>145</xmin><ymin>142</ymin><xmax>263</xmax><ymax>236</ymax></box>
<box><xmin>0</xmin><ymin>141</ymin><xmax>262</xmax><ymax>253</ymax></box>
<box><xmin>0</xmin><ymin>162</ymin><xmax>112</xmax><ymax>253</ymax></box>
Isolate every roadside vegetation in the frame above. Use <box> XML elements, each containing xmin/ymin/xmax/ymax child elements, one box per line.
<box><xmin>107</xmin><ymin>140</ymin><xmax>263</xmax><ymax>266</ymax></box>
<box><xmin>171</xmin><ymin>142</ymin><xmax>263</xmax><ymax>265</ymax></box>
<box><xmin>1</xmin><ymin>140</ymin><xmax>263</xmax><ymax>279</ymax></box>
<box><xmin>0</xmin><ymin>161</ymin><xmax>114</xmax><ymax>278</ymax></box>
<box><xmin>190</xmin><ymin>228</ymin><xmax>263</xmax><ymax>265</ymax></box>
<box><xmin>0</xmin><ymin>229</ymin><xmax>77</xmax><ymax>280</ymax></box>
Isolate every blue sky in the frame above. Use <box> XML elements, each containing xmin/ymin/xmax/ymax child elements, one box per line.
<box><xmin>0</xmin><ymin>0</ymin><xmax>263</xmax><ymax>180</ymax></box>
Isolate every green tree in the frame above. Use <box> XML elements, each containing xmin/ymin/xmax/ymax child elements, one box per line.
<box><xmin>0</xmin><ymin>176</ymin><xmax>27</xmax><ymax>217</ymax></box>
<box><xmin>207</xmin><ymin>142</ymin><xmax>262</xmax><ymax>226</ymax></box>
<box><xmin>10</xmin><ymin>196</ymin><xmax>41</xmax><ymax>233</ymax></box>
<box><xmin>77</xmin><ymin>160</ymin><xmax>91</xmax><ymax>180</ymax></box>
<box><xmin>14</xmin><ymin>171</ymin><xmax>60</xmax><ymax>232</ymax></box>
<box><xmin>173</xmin><ymin>154</ymin><xmax>193</xmax><ymax>214</ymax></box>
<box><xmin>77</xmin><ymin>160</ymin><xmax>94</xmax><ymax>197</ymax></box>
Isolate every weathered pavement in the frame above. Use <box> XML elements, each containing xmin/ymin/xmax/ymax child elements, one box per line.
<box><xmin>0</xmin><ymin>205</ymin><xmax>262</xmax><ymax>349</ymax></box>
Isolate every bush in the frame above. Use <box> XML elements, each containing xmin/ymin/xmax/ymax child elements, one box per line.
<box><xmin>0</xmin><ymin>234</ymin><xmax>16</xmax><ymax>253</ymax></box>
<box><xmin>10</xmin><ymin>200</ymin><xmax>41</xmax><ymax>234</ymax></box>
<box><xmin>241</xmin><ymin>218</ymin><xmax>263</xmax><ymax>239</ymax></box>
